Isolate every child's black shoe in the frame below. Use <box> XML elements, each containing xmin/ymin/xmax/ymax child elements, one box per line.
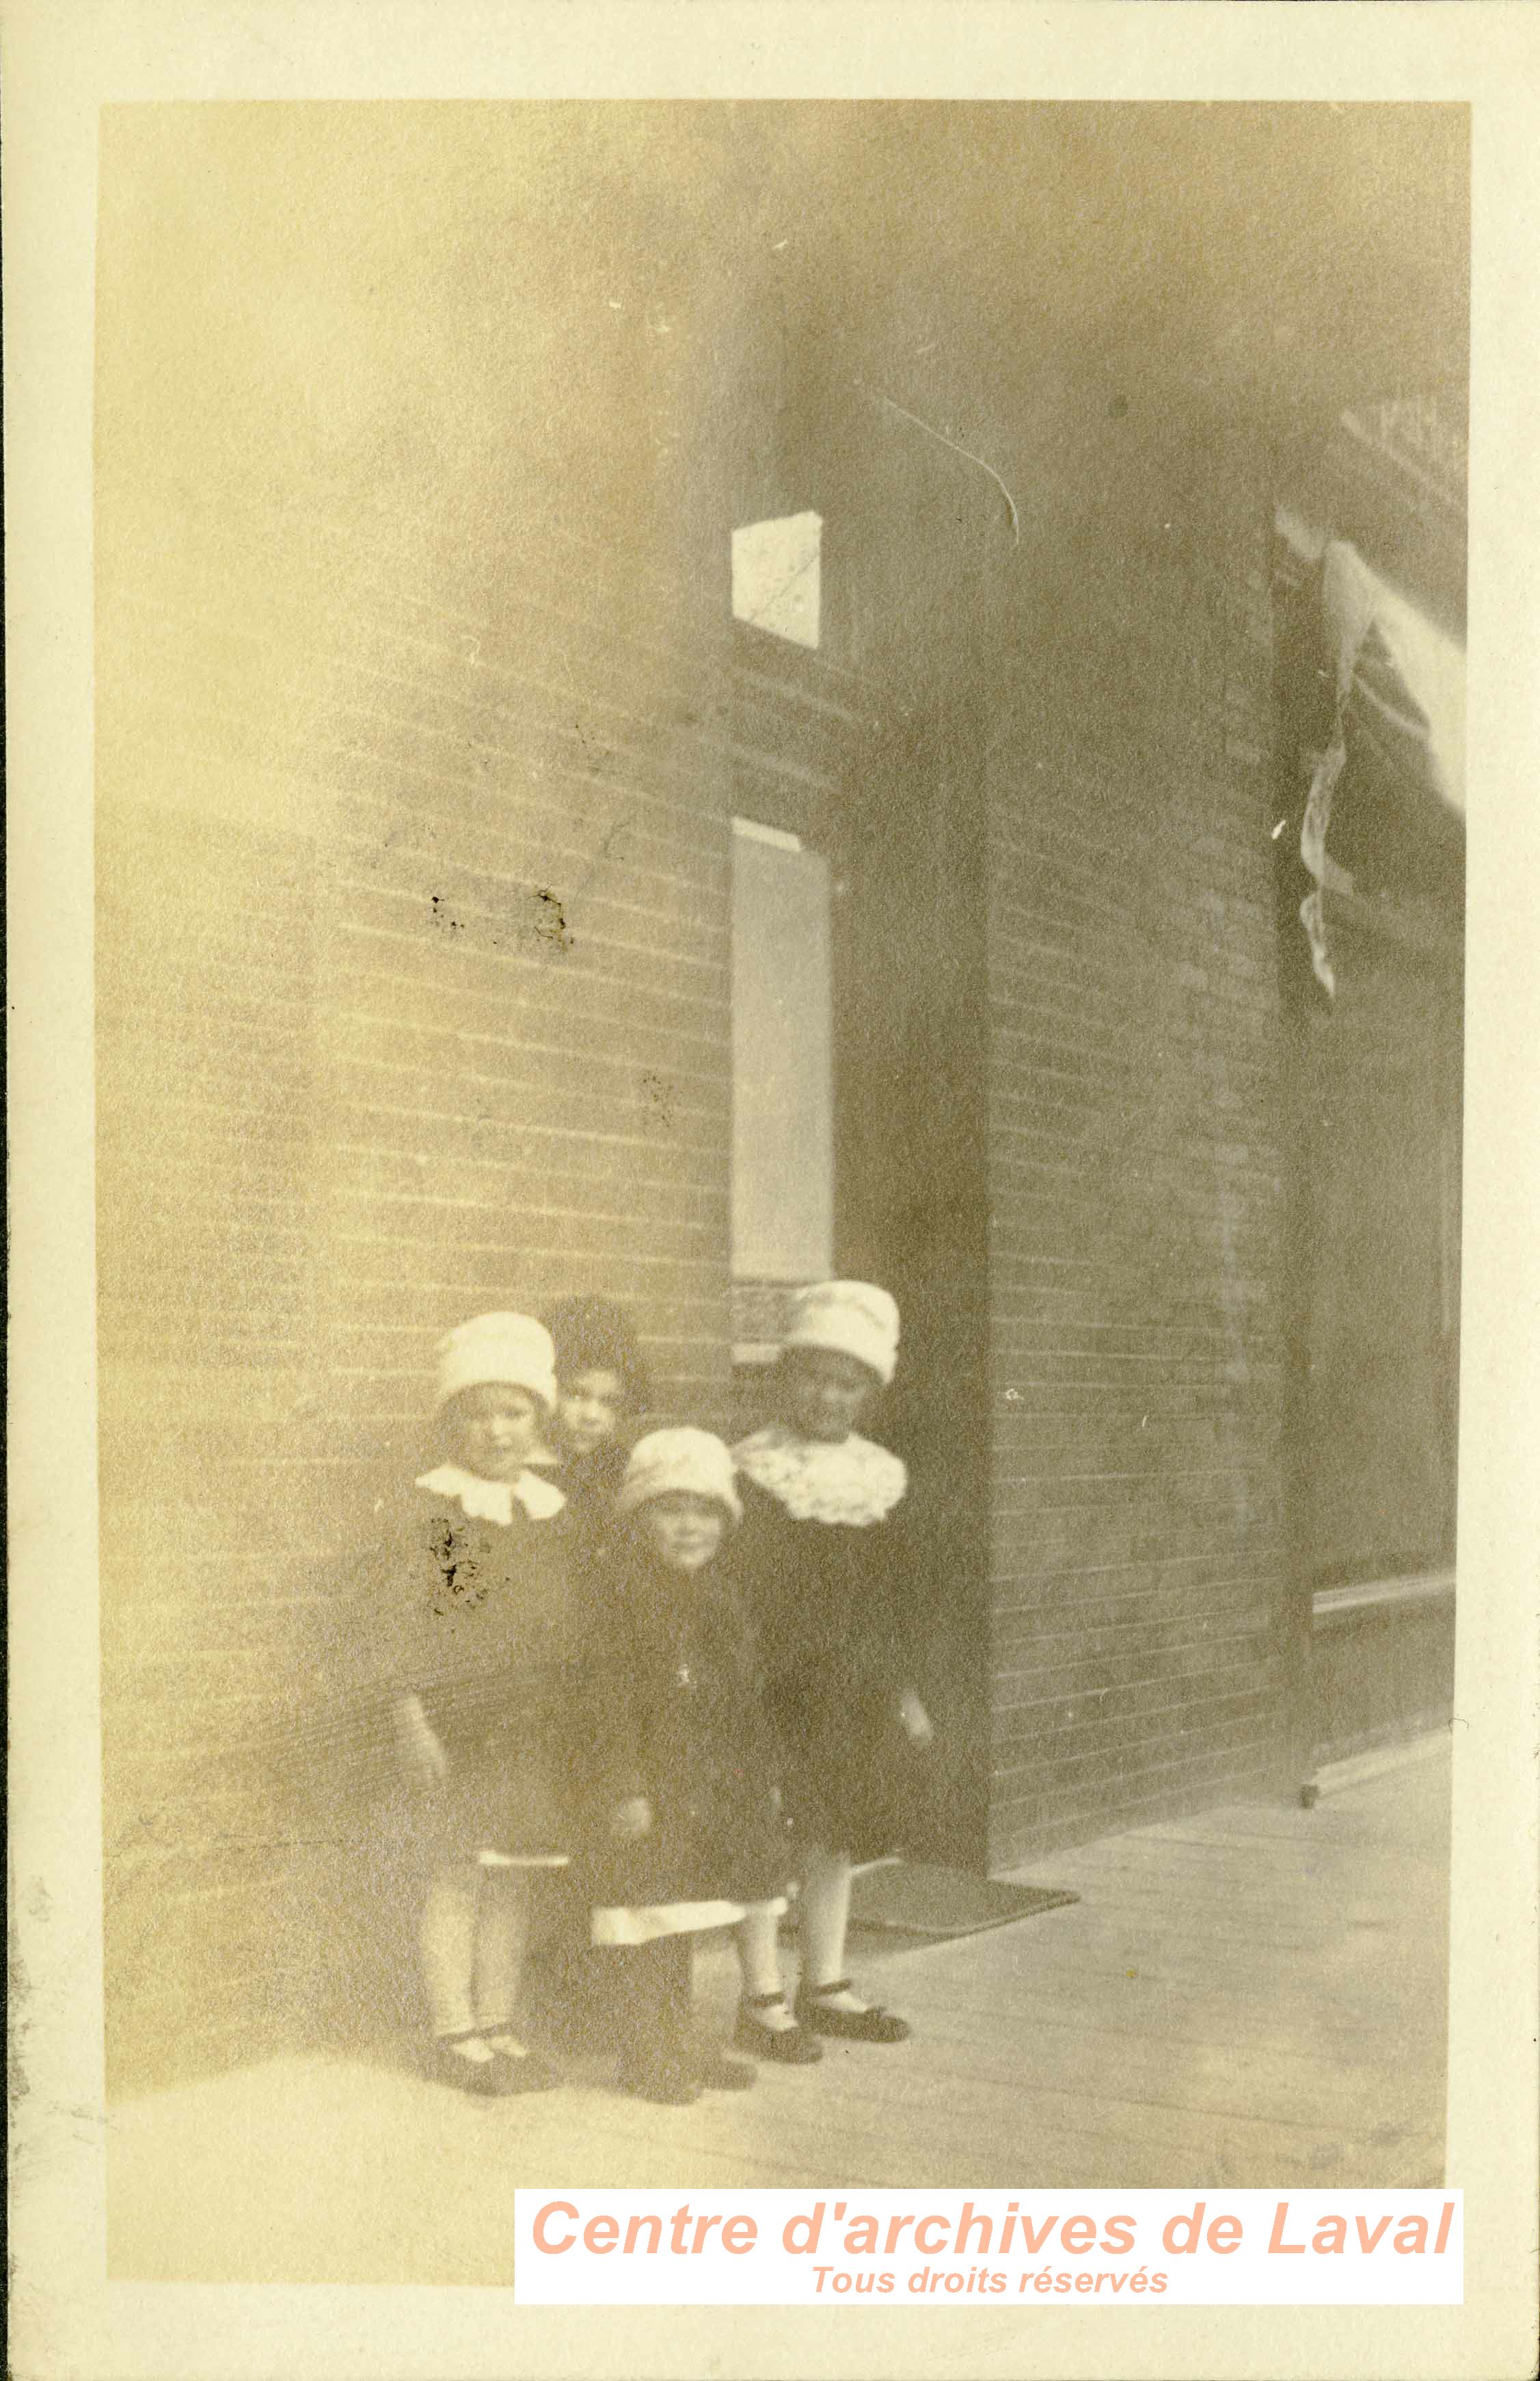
<box><xmin>795</xmin><ymin>1979</ymin><xmax>910</xmax><ymax>2043</ymax></box>
<box><xmin>733</xmin><ymin>1993</ymin><xmax>823</xmax><ymax>2065</ymax></box>
<box><xmin>617</xmin><ymin>2052</ymin><xmax>703</xmax><ymax>2107</ymax></box>
<box><xmin>431</xmin><ymin>2034</ymin><xmax>513</xmax><ymax>2097</ymax></box>
<box><xmin>684</xmin><ymin>2039</ymin><xmax>757</xmax><ymax>2091</ymax></box>
<box><xmin>485</xmin><ymin>2043</ymin><xmax>563</xmax><ymax>2095</ymax></box>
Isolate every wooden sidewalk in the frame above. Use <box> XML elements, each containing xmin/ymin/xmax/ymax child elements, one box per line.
<box><xmin>107</xmin><ymin>1738</ymin><xmax>1451</xmax><ymax>2284</ymax></box>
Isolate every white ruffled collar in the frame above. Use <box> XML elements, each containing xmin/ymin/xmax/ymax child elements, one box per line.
<box><xmin>416</xmin><ymin>1463</ymin><xmax>567</xmax><ymax>1525</ymax></box>
<box><xmin>731</xmin><ymin>1425</ymin><xmax>906</xmax><ymax>1527</ymax></box>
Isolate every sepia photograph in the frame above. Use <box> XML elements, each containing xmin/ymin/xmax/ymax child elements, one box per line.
<box><xmin>81</xmin><ymin>94</ymin><xmax>1485</xmax><ymax>2293</ymax></box>
<box><xmin>9</xmin><ymin>1</ymin><xmax>1539</xmax><ymax>2363</ymax></box>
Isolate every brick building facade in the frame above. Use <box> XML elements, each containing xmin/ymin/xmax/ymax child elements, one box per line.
<box><xmin>96</xmin><ymin>104</ymin><xmax>1465</xmax><ymax>2088</ymax></box>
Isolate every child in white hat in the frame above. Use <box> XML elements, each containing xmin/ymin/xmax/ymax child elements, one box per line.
<box><xmin>584</xmin><ymin>1428</ymin><xmax>792</xmax><ymax>2106</ymax></box>
<box><xmin>732</xmin><ymin>1282</ymin><xmax>933</xmax><ymax>2056</ymax></box>
<box><xmin>347</xmin><ymin>1312</ymin><xmax>582</xmax><ymax>2095</ymax></box>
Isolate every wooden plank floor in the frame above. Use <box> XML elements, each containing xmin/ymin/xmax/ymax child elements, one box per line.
<box><xmin>107</xmin><ymin>1740</ymin><xmax>1451</xmax><ymax>2284</ymax></box>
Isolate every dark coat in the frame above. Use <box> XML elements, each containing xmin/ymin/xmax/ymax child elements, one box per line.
<box><xmin>554</xmin><ymin>1438</ymin><xmax>631</xmax><ymax>1511</ymax></box>
<box><xmin>582</xmin><ymin>1536</ymin><xmax>792</xmax><ymax>1915</ymax></box>
<box><xmin>733</xmin><ymin>1473</ymin><xmax>932</xmax><ymax>1862</ymax></box>
<box><xmin>310</xmin><ymin>1481</ymin><xmax>592</xmax><ymax>1864</ymax></box>
<box><xmin>532</xmin><ymin>1440</ymin><xmax>628</xmax><ymax>1571</ymax></box>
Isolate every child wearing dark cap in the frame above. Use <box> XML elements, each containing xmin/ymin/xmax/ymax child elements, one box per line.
<box><xmin>539</xmin><ymin>1296</ymin><xmax>652</xmax><ymax>1535</ymax></box>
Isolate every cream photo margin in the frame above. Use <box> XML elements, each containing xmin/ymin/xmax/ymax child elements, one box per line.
<box><xmin>6</xmin><ymin>5</ymin><xmax>1538</xmax><ymax>2378</ymax></box>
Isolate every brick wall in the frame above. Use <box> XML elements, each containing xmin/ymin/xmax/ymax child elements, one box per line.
<box><xmin>96</xmin><ymin>481</ymin><xmax>883</xmax><ymax>2089</ymax></box>
<box><xmin>983</xmin><ymin>416</ymin><xmax>1291</xmax><ymax>1868</ymax></box>
<box><xmin>92</xmin><ymin>100</ymin><xmax>1458</xmax><ymax>2095</ymax></box>
<box><xmin>98</xmin><ymin>443</ymin><xmax>1298</xmax><ymax>2083</ymax></box>
<box><xmin>98</xmin><ymin>428</ymin><xmax>1297</xmax><ymax>2080</ymax></box>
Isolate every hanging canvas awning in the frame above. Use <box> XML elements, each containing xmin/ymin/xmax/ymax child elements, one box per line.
<box><xmin>1319</xmin><ymin>535</ymin><xmax>1465</xmax><ymax>818</ymax></box>
<box><xmin>1275</xmin><ymin>507</ymin><xmax>1465</xmax><ymax>993</ymax></box>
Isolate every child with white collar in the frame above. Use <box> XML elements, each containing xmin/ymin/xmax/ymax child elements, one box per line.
<box><xmin>362</xmin><ymin>1311</ymin><xmax>580</xmax><ymax>2096</ymax></box>
<box><xmin>732</xmin><ymin>1282</ymin><xmax>934</xmax><ymax>2058</ymax></box>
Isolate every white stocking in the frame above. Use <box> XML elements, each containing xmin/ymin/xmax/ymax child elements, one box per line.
<box><xmin>474</xmin><ymin>1869</ymin><xmax>531</xmax><ymax>2052</ymax></box>
<box><xmin>418</xmin><ymin>1860</ymin><xmax>482</xmax><ymax>2040</ymax></box>
<box><xmin>799</xmin><ymin>1844</ymin><xmax>874</xmax><ymax>2013</ymax></box>
<box><xmin>736</xmin><ymin>1905</ymin><xmax>796</xmax><ymax>2032</ymax></box>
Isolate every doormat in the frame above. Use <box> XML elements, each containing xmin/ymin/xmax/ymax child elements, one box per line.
<box><xmin>849</xmin><ymin>1861</ymin><xmax>1080</xmax><ymax>1942</ymax></box>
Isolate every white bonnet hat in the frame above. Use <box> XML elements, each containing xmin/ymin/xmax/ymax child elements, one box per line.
<box><xmin>618</xmin><ymin>1427</ymin><xmax>743</xmax><ymax>1527</ymax></box>
<box><xmin>435</xmin><ymin>1312</ymin><xmax>558</xmax><ymax>1413</ymax></box>
<box><xmin>782</xmin><ymin>1280</ymin><xmax>900</xmax><ymax>1388</ymax></box>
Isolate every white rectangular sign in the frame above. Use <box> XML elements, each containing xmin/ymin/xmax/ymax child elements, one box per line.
<box><xmin>513</xmin><ymin>2188</ymin><xmax>1461</xmax><ymax>2306</ymax></box>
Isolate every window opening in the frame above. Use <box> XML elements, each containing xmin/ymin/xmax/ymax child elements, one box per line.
<box><xmin>729</xmin><ymin>816</ymin><xmax>835</xmax><ymax>1359</ymax></box>
<box><xmin>731</xmin><ymin>511</ymin><xmax>822</xmax><ymax>650</ymax></box>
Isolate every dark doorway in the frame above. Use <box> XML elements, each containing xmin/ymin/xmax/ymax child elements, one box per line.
<box><xmin>726</xmin><ymin>619</ymin><xmax>994</xmax><ymax>1868</ymax></box>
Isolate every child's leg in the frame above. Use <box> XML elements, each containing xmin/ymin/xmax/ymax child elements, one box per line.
<box><xmin>656</xmin><ymin>1929</ymin><xmax>694</xmax><ymax>2047</ymax></box>
<box><xmin>734</xmin><ymin>1903</ymin><xmax>820</xmax><ymax>2061</ymax></box>
<box><xmin>796</xmin><ymin>1842</ymin><xmax>910</xmax><ymax>2042</ymax></box>
<box><xmin>736</xmin><ymin>1905</ymin><xmax>798</xmax><ymax>2036</ymax></box>
<box><xmin>608</xmin><ymin>1939</ymin><xmax>671</xmax><ymax>2054</ymax></box>
<box><xmin>419</xmin><ymin>1859</ymin><xmax>496</xmax><ymax>2064</ymax></box>
<box><xmin>666</xmin><ymin>1931</ymin><xmax>755</xmax><ymax>2090</ymax></box>
<box><xmin>606</xmin><ymin>1936</ymin><xmax>700</xmax><ymax>2104</ymax></box>
<box><xmin>737</xmin><ymin>1905</ymin><xmax>783</xmax><ymax>1997</ymax></box>
<box><xmin>474</xmin><ymin>1868</ymin><xmax>532</xmax><ymax>2052</ymax></box>
<box><xmin>798</xmin><ymin>1843</ymin><xmax>855</xmax><ymax>1997</ymax></box>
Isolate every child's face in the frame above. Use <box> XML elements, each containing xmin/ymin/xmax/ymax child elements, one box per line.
<box><xmin>556</xmin><ymin>1367</ymin><xmax>626</xmax><ymax>1459</ymax></box>
<box><xmin>639</xmin><ymin>1492</ymin><xmax>727</xmax><ymax>1574</ymax></box>
<box><xmin>448</xmin><ymin>1384</ymin><xmax>544</xmax><ymax>1482</ymax></box>
<box><xmin>783</xmin><ymin>1348</ymin><xmax>878</xmax><ymax>1444</ymax></box>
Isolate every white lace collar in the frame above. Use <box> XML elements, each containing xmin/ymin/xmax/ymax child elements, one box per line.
<box><xmin>731</xmin><ymin>1425</ymin><xmax>906</xmax><ymax>1527</ymax></box>
<box><xmin>416</xmin><ymin>1463</ymin><xmax>567</xmax><ymax>1525</ymax></box>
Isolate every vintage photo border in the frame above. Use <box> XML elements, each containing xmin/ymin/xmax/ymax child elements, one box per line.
<box><xmin>8</xmin><ymin>5</ymin><xmax>1539</xmax><ymax>2377</ymax></box>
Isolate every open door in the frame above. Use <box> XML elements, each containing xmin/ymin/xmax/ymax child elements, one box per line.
<box><xmin>726</xmin><ymin>622</ymin><xmax>994</xmax><ymax>1868</ymax></box>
